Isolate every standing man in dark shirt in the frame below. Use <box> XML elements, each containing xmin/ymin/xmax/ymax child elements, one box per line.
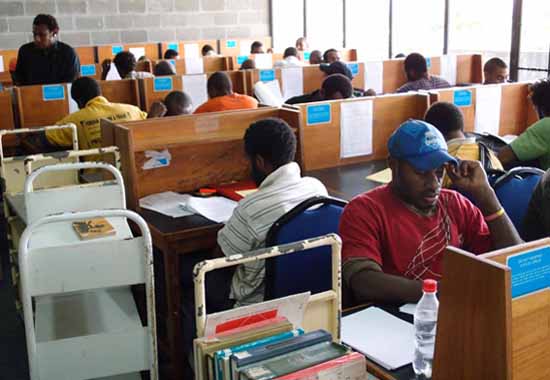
<box><xmin>14</xmin><ymin>14</ymin><xmax>80</xmax><ymax>86</ymax></box>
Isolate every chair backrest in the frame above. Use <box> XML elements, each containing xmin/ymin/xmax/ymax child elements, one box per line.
<box><xmin>491</xmin><ymin>167</ymin><xmax>545</xmax><ymax>236</ymax></box>
<box><xmin>264</xmin><ymin>196</ymin><xmax>347</xmax><ymax>300</ymax></box>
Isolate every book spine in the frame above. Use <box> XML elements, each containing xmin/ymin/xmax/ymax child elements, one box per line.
<box><xmin>274</xmin><ymin>353</ymin><xmax>366</xmax><ymax>380</ymax></box>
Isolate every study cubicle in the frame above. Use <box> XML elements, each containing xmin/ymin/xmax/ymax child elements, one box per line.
<box><xmin>159</xmin><ymin>39</ymin><xmax>218</xmax><ymax>58</ymax></box>
<box><xmin>153</xmin><ymin>56</ymin><xmax>230</xmax><ymax>76</ymax></box>
<box><xmin>100</xmin><ymin>106</ymin><xmax>301</xmax><ymax>380</ymax></box>
<box><xmin>97</xmin><ymin>43</ymin><xmax>160</xmax><ymax>63</ymax></box>
<box><xmin>218</xmin><ymin>37</ymin><xmax>272</xmax><ymax>57</ymax></box>
<box><xmin>0</xmin><ymin>91</ymin><xmax>17</xmax><ymax>149</ymax></box>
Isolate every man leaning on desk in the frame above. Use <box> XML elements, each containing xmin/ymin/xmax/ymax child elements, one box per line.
<box><xmin>339</xmin><ymin>120</ymin><xmax>523</xmax><ymax>308</ymax></box>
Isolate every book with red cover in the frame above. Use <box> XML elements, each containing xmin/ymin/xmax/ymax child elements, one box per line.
<box><xmin>213</xmin><ymin>180</ymin><xmax>258</xmax><ymax>201</ymax></box>
<box><xmin>275</xmin><ymin>352</ymin><xmax>367</xmax><ymax>380</ymax></box>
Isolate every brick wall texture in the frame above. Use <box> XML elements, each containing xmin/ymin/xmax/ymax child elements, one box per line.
<box><xmin>0</xmin><ymin>0</ymin><xmax>270</xmax><ymax>49</ymax></box>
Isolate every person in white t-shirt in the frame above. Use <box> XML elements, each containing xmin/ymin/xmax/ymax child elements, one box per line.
<box><xmin>274</xmin><ymin>47</ymin><xmax>303</xmax><ymax>68</ymax></box>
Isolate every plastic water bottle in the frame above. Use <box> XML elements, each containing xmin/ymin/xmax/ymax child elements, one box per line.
<box><xmin>413</xmin><ymin>279</ymin><xmax>439</xmax><ymax>378</ymax></box>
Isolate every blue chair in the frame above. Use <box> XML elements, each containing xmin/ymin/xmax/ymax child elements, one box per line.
<box><xmin>491</xmin><ymin>167</ymin><xmax>544</xmax><ymax>237</ymax></box>
<box><xmin>264</xmin><ymin>196</ymin><xmax>347</xmax><ymax>300</ymax></box>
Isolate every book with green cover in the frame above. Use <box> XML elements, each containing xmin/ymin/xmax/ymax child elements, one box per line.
<box><xmin>238</xmin><ymin>341</ymin><xmax>349</xmax><ymax>380</ymax></box>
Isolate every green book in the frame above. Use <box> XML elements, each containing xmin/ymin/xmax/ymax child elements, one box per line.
<box><xmin>238</xmin><ymin>341</ymin><xmax>349</xmax><ymax>380</ymax></box>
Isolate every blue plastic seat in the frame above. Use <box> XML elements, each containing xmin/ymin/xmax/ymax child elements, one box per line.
<box><xmin>264</xmin><ymin>196</ymin><xmax>347</xmax><ymax>300</ymax></box>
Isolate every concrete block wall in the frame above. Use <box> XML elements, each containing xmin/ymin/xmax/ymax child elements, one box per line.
<box><xmin>0</xmin><ymin>0</ymin><xmax>270</xmax><ymax>49</ymax></box>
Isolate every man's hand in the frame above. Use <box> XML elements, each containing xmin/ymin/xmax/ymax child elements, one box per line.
<box><xmin>446</xmin><ymin>160</ymin><xmax>492</xmax><ymax>201</ymax></box>
<box><xmin>147</xmin><ymin>101</ymin><xmax>167</xmax><ymax>118</ymax></box>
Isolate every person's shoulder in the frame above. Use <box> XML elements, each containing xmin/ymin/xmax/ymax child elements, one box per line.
<box><xmin>530</xmin><ymin>117</ymin><xmax>550</xmax><ymax>129</ymax></box>
<box><xmin>440</xmin><ymin>188</ymin><xmax>476</xmax><ymax>210</ymax></box>
<box><xmin>348</xmin><ymin>186</ymin><xmax>391</xmax><ymax>208</ymax></box>
<box><xmin>57</xmin><ymin>41</ymin><xmax>77</xmax><ymax>52</ymax></box>
<box><xmin>432</xmin><ymin>75</ymin><xmax>451</xmax><ymax>87</ymax></box>
<box><xmin>237</xmin><ymin>92</ymin><xmax>258</xmax><ymax>103</ymax></box>
<box><xmin>19</xmin><ymin>42</ymin><xmax>34</xmax><ymax>51</ymax></box>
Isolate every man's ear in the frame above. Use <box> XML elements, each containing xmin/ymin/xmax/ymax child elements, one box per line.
<box><xmin>254</xmin><ymin>154</ymin><xmax>266</xmax><ymax>171</ymax></box>
<box><xmin>387</xmin><ymin>156</ymin><xmax>398</xmax><ymax>173</ymax></box>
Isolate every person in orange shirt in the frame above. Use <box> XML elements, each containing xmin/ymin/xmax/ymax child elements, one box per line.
<box><xmin>194</xmin><ymin>71</ymin><xmax>258</xmax><ymax>114</ymax></box>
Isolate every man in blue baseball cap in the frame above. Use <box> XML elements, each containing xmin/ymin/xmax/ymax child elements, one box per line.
<box><xmin>339</xmin><ymin>120</ymin><xmax>522</xmax><ymax>307</ymax></box>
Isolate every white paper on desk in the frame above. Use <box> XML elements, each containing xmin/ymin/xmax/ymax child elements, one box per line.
<box><xmin>342</xmin><ymin>307</ymin><xmax>414</xmax><ymax>370</ymax></box>
<box><xmin>0</xmin><ymin>56</ymin><xmax>4</xmax><ymax>73</ymax></box>
<box><xmin>66</xmin><ymin>83</ymin><xmax>80</xmax><ymax>114</ymax></box>
<box><xmin>254</xmin><ymin>54</ymin><xmax>273</xmax><ymax>69</ymax></box>
<box><xmin>440</xmin><ymin>54</ymin><xmax>457</xmax><ymax>86</ymax></box>
<box><xmin>475</xmin><ymin>85</ymin><xmax>502</xmax><ymax>136</ymax></box>
<box><xmin>139</xmin><ymin>191</ymin><xmax>194</xmax><ymax>218</ymax></box>
<box><xmin>204</xmin><ymin>292</ymin><xmax>310</xmax><ymax>337</ymax></box>
<box><xmin>182</xmin><ymin>74</ymin><xmax>208</xmax><ymax>112</ymax></box>
<box><xmin>281</xmin><ymin>67</ymin><xmax>304</xmax><ymax>100</ymax></box>
<box><xmin>340</xmin><ymin>100</ymin><xmax>373</xmax><ymax>158</ymax></box>
<box><xmin>254</xmin><ymin>80</ymin><xmax>283</xmax><ymax>107</ymax></box>
<box><xmin>129</xmin><ymin>47</ymin><xmax>146</xmax><ymax>60</ymax></box>
<box><xmin>399</xmin><ymin>303</ymin><xmax>417</xmax><ymax>316</ymax></box>
<box><xmin>240</xmin><ymin>40</ymin><xmax>253</xmax><ymax>56</ymax></box>
<box><xmin>364</xmin><ymin>61</ymin><xmax>384</xmax><ymax>95</ymax></box>
<box><xmin>180</xmin><ymin>196</ymin><xmax>237</xmax><ymax>223</ymax></box>
<box><xmin>185</xmin><ymin>57</ymin><xmax>204</xmax><ymax>74</ymax></box>
<box><xmin>184</xmin><ymin>43</ymin><xmax>200</xmax><ymax>59</ymax></box>
<box><xmin>106</xmin><ymin>64</ymin><xmax>121</xmax><ymax>80</ymax></box>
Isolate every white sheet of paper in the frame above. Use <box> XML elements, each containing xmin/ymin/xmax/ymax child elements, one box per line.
<box><xmin>66</xmin><ymin>83</ymin><xmax>80</xmax><ymax>114</ymax></box>
<box><xmin>440</xmin><ymin>54</ymin><xmax>457</xmax><ymax>86</ymax></box>
<box><xmin>184</xmin><ymin>43</ymin><xmax>200</xmax><ymax>59</ymax></box>
<box><xmin>475</xmin><ymin>85</ymin><xmax>502</xmax><ymax>136</ymax></box>
<box><xmin>0</xmin><ymin>56</ymin><xmax>4</xmax><ymax>73</ymax></box>
<box><xmin>139</xmin><ymin>191</ymin><xmax>194</xmax><ymax>218</ymax></box>
<box><xmin>184</xmin><ymin>57</ymin><xmax>204</xmax><ymax>74</ymax></box>
<box><xmin>254</xmin><ymin>53</ymin><xmax>273</xmax><ymax>69</ymax></box>
<box><xmin>129</xmin><ymin>47</ymin><xmax>146</xmax><ymax>59</ymax></box>
<box><xmin>142</xmin><ymin>149</ymin><xmax>172</xmax><ymax>170</ymax></box>
<box><xmin>281</xmin><ymin>67</ymin><xmax>304</xmax><ymax>100</ymax></box>
<box><xmin>342</xmin><ymin>307</ymin><xmax>414</xmax><ymax>370</ymax></box>
<box><xmin>182</xmin><ymin>74</ymin><xmax>208</xmax><ymax>112</ymax></box>
<box><xmin>239</xmin><ymin>40</ymin><xmax>254</xmax><ymax>56</ymax></box>
<box><xmin>181</xmin><ymin>196</ymin><xmax>237</xmax><ymax>223</ymax></box>
<box><xmin>399</xmin><ymin>303</ymin><xmax>417</xmax><ymax>316</ymax></box>
<box><xmin>254</xmin><ymin>80</ymin><xmax>283</xmax><ymax>107</ymax></box>
<box><xmin>106</xmin><ymin>64</ymin><xmax>121</xmax><ymax>80</ymax></box>
<box><xmin>364</xmin><ymin>61</ymin><xmax>384</xmax><ymax>95</ymax></box>
<box><xmin>340</xmin><ymin>100</ymin><xmax>374</xmax><ymax>158</ymax></box>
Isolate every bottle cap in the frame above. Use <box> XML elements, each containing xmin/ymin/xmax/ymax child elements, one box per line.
<box><xmin>423</xmin><ymin>279</ymin><xmax>437</xmax><ymax>293</ymax></box>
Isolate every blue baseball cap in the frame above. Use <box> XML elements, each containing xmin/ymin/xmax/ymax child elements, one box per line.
<box><xmin>388</xmin><ymin>120</ymin><xmax>458</xmax><ymax>171</ymax></box>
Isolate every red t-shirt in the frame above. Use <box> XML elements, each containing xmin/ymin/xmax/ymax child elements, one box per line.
<box><xmin>339</xmin><ymin>185</ymin><xmax>492</xmax><ymax>281</ymax></box>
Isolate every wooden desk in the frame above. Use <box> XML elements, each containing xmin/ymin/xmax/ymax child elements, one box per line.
<box><xmin>219</xmin><ymin>37</ymin><xmax>272</xmax><ymax>57</ymax></box>
<box><xmin>74</xmin><ymin>46</ymin><xmax>97</xmax><ymax>64</ymax></box>
<box><xmin>160</xmin><ymin>40</ymin><xmax>218</xmax><ymax>58</ymax></box>
<box><xmin>153</xmin><ymin>56</ymin><xmax>230</xmax><ymax>76</ymax></box>
<box><xmin>0</xmin><ymin>91</ymin><xmax>17</xmax><ymax>149</ymax></box>
<box><xmin>0</xmin><ymin>49</ymin><xmax>18</xmax><ymax>86</ymax></box>
<box><xmin>97</xmin><ymin>43</ymin><xmax>160</xmax><ymax>63</ymax></box>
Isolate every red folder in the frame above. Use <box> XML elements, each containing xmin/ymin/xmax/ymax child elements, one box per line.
<box><xmin>213</xmin><ymin>180</ymin><xmax>258</xmax><ymax>201</ymax></box>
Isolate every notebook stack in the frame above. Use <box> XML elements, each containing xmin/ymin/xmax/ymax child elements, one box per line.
<box><xmin>194</xmin><ymin>317</ymin><xmax>368</xmax><ymax>380</ymax></box>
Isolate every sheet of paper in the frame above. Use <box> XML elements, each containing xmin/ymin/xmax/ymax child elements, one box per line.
<box><xmin>399</xmin><ymin>303</ymin><xmax>417</xmax><ymax>316</ymax></box>
<box><xmin>106</xmin><ymin>63</ymin><xmax>121</xmax><ymax>80</ymax></box>
<box><xmin>185</xmin><ymin>57</ymin><xmax>204</xmax><ymax>74</ymax></box>
<box><xmin>139</xmin><ymin>191</ymin><xmax>194</xmax><ymax>218</ymax></box>
<box><xmin>66</xmin><ymin>83</ymin><xmax>80</xmax><ymax>114</ymax></box>
<box><xmin>440</xmin><ymin>55</ymin><xmax>457</xmax><ymax>86</ymax></box>
<box><xmin>184</xmin><ymin>43</ymin><xmax>200</xmax><ymax>59</ymax></box>
<box><xmin>181</xmin><ymin>196</ymin><xmax>238</xmax><ymax>223</ymax></box>
<box><xmin>254</xmin><ymin>80</ymin><xmax>283</xmax><ymax>107</ymax></box>
<box><xmin>364</xmin><ymin>61</ymin><xmax>384</xmax><ymax>95</ymax></box>
<box><xmin>366</xmin><ymin>168</ymin><xmax>392</xmax><ymax>184</ymax></box>
<box><xmin>474</xmin><ymin>85</ymin><xmax>502</xmax><ymax>136</ymax></box>
<box><xmin>281</xmin><ymin>67</ymin><xmax>304</xmax><ymax>100</ymax></box>
<box><xmin>204</xmin><ymin>292</ymin><xmax>310</xmax><ymax>337</ymax></box>
<box><xmin>340</xmin><ymin>100</ymin><xmax>374</xmax><ymax>158</ymax></box>
<box><xmin>342</xmin><ymin>307</ymin><xmax>414</xmax><ymax>370</ymax></box>
<box><xmin>143</xmin><ymin>149</ymin><xmax>171</xmax><ymax>170</ymax></box>
<box><xmin>0</xmin><ymin>56</ymin><xmax>4</xmax><ymax>73</ymax></box>
<box><xmin>239</xmin><ymin>40</ymin><xmax>253</xmax><ymax>56</ymax></box>
<box><xmin>182</xmin><ymin>74</ymin><xmax>208</xmax><ymax>112</ymax></box>
<box><xmin>129</xmin><ymin>47</ymin><xmax>146</xmax><ymax>59</ymax></box>
<box><xmin>236</xmin><ymin>189</ymin><xmax>258</xmax><ymax>198</ymax></box>
<box><xmin>254</xmin><ymin>53</ymin><xmax>273</xmax><ymax>69</ymax></box>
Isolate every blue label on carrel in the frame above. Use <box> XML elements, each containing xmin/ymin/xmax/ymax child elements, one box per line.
<box><xmin>112</xmin><ymin>45</ymin><xmax>123</xmax><ymax>55</ymax></box>
<box><xmin>426</xmin><ymin>57</ymin><xmax>432</xmax><ymax>69</ymax></box>
<box><xmin>307</xmin><ymin>104</ymin><xmax>332</xmax><ymax>125</ymax></box>
<box><xmin>237</xmin><ymin>55</ymin><xmax>248</xmax><ymax>65</ymax></box>
<box><xmin>260</xmin><ymin>69</ymin><xmax>275</xmax><ymax>82</ymax></box>
<box><xmin>507</xmin><ymin>246</ymin><xmax>550</xmax><ymax>299</ymax></box>
<box><xmin>453</xmin><ymin>90</ymin><xmax>472</xmax><ymax>107</ymax></box>
<box><xmin>348</xmin><ymin>63</ymin><xmax>359</xmax><ymax>76</ymax></box>
<box><xmin>226</xmin><ymin>40</ymin><xmax>237</xmax><ymax>48</ymax></box>
<box><xmin>304</xmin><ymin>52</ymin><xmax>311</xmax><ymax>61</ymax></box>
<box><xmin>42</xmin><ymin>85</ymin><xmax>65</xmax><ymax>101</ymax></box>
<box><xmin>168</xmin><ymin>43</ymin><xmax>179</xmax><ymax>52</ymax></box>
<box><xmin>154</xmin><ymin>77</ymin><xmax>173</xmax><ymax>92</ymax></box>
<box><xmin>81</xmin><ymin>64</ymin><xmax>97</xmax><ymax>76</ymax></box>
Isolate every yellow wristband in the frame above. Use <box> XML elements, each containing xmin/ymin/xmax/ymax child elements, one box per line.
<box><xmin>485</xmin><ymin>208</ymin><xmax>505</xmax><ymax>222</ymax></box>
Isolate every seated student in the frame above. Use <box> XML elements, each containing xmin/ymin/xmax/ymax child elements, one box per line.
<box><xmin>396</xmin><ymin>53</ymin><xmax>451</xmax><ymax>93</ymax></box>
<box><xmin>153</xmin><ymin>60</ymin><xmax>176</xmax><ymax>76</ymax></box>
<box><xmin>498</xmin><ymin>79</ymin><xmax>550</xmax><ymax>169</ymax></box>
<box><xmin>286</xmin><ymin>74</ymin><xmax>353</xmax><ymax>104</ymax></box>
<box><xmin>295</xmin><ymin>37</ymin><xmax>309</xmax><ymax>52</ymax></box>
<box><xmin>201</xmin><ymin>44</ymin><xmax>217</xmax><ymax>57</ymax></box>
<box><xmin>483</xmin><ymin>57</ymin><xmax>508</xmax><ymax>84</ymax></box>
<box><xmin>323</xmin><ymin>48</ymin><xmax>341</xmax><ymax>63</ymax></box>
<box><xmin>523</xmin><ymin>170</ymin><xmax>550</xmax><ymax>241</ymax></box>
<box><xmin>251</xmin><ymin>41</ymin><xmax>264</xmax><ymax>54</ymax></box>
<box><xmin>240</xmin><ymin>59</ymin><xmax>256</xmax><ymax>70</ymax></box>
<box><xmin>218</xmin><ymin>118</ymin><xmax>328</xmax><ymax>306</ymax></box>
<box><xmin>194</xmin><ymin>71</ymin><xmax>258</xmax><ymax>114</ymax></box>
<box><xmin>148</xmin><ymin>90</ymin><xmax>193</xmax><ymax>118</ymax></box>
<box><xmin>274</xmin><ymin>47</ymin><xmax>302</xmax><ymax>68</ymax></box>
<box><xmin>9</xmin><ymin>58</ymin><xmax>17</xmax><ymax>83</ymax></box>
<box><xmin>14</xmin><ymin>14</ymin><xmax>80</xmax><ymax>86</ymax></box>
<box><xmin>103</xmin><ymin>51</ymin><xmax>154</xmax><ymax>80</ymax></box>
<box><xmin>309</xmin><ymin>50</ymin><xmax>323</xmax><ymax>65</ymax></box>
<box><xmin>163</xmin><ymin>49</ymin><xmax>179</xmax><ymax>60</ymax></box>
<box><xmin>425</xmin><ymin>101</ymin><xmax>503</xmax><ymax>187</ymax></box>
<box><xmin>339</xmin><ymin>120</ymin><xmax>522</xmax><ymax>306</ymax></box>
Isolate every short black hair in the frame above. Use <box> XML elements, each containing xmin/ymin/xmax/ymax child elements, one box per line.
<box><xmin>33</xmin><ymin>14</ymin><xmax>59</xmax><ymax>32</ymax></box>
<box><xmin>484</xmin><ymin>57</ymin><xmax>508</xmax><ymax>73</ymax></box>
<box><xmin>424</xmin><ymin>102</ymin><xmax>464</xmax><ymax>139</ymax></box>
<box><xmin>244</xmin><ymin>118</ymin><xmax>296</xmax><ymax>168</ymax></box>
<box><xmin>207</xmin><ymin>71</ymin><xmax>232</xmax><ymax>97</ymax></box>
<box><xmin>71</xmin><ymin>77</ymin><xmax>101</xmax><ymax>107</ymax></box>
<box><xmin>323</xmin><ymin>48</ymin><xmax>338</xmax><ymax>62</ymax></box>
<box><xmin>531</xmin><ymin>79</ymin><xmax>550</xmax><ymax>117</ymax></box>
<box><xmin>404</xmin><ymin>53</ymin><xmax>427</xmax><ymax>74</ymax></box>
<box><xmin>240</xmin><ymin>59</ymin><xmax>256</xmax><ymax>70</ymax></box>
<box><xmin>113</xmin><ymin>51</ymin><xmax>136</xmax><ymax>74</ymax></box>
<box><xmin>322</xmin><ymin>74</ymin><xmax>353</xmax><ymax>99</ymax></box>
<box><xmin>164</xmin><ymin>49</ymin><xmax>178</xmax><ymax>59</ymax></box>
<box><xmin>154</xmin><ymin>61</ymin><xmax>176</xmax><ymax>76</ymax></box>
<box><xmin>394</xmin><ymin>53</ymin><xmax>406</xmax><ymax>59</ymax></box>
<box><xmin>251</xmin><ymin>41</ymin><xmax>263</xmax><ymax>53</ymax></box>
<box><xmin>283</xmin><ymin>47</ymin><xmax>298</xmax><ymax>58</ymax></box>
<box><xmin>202</xmin><ymin>44</ymin><xmax>215</xmax><ymax>56</ymax></box>
<box><xmin>309</xmin><ymin>50</ymin><xmax>322</xmax><ymax>64</ymax></box>
<box><xmin>165</xmin><ymin>90</ymin><xmax>192</xmax><ymax>116</ymax></box>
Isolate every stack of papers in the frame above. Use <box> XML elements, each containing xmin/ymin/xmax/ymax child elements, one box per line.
<box><xmin>342</xmin><ymin>307</ymin><xmax>414</xmax><ymax>370</ymax></box>
<box><xmin>139</xmin><ymin>191</ymin><xmax>194</xmax><ymax>218</ymax></box>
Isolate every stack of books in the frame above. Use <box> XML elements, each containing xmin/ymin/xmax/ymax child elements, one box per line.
<box><xmin>194</xmin><ymin>316</ymin><xmax>368</xmax><ymax>380</ymax></box>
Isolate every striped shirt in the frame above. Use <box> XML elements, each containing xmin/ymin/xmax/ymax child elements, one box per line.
<box><xmin>218</xmin><ymin>162</ymin><xmax>328</xmax><ymax>306</ymax></box>
<box><xmin>396</xmin><ymin>75</ymin><xmax>451</xmax><ymax>93</ymax></box>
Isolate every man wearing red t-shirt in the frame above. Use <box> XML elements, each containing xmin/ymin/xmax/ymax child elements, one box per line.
<box><xmin>340</xmin><ymin>120</ymin><xmax>522</xmax><ymax>307</ymax></box>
